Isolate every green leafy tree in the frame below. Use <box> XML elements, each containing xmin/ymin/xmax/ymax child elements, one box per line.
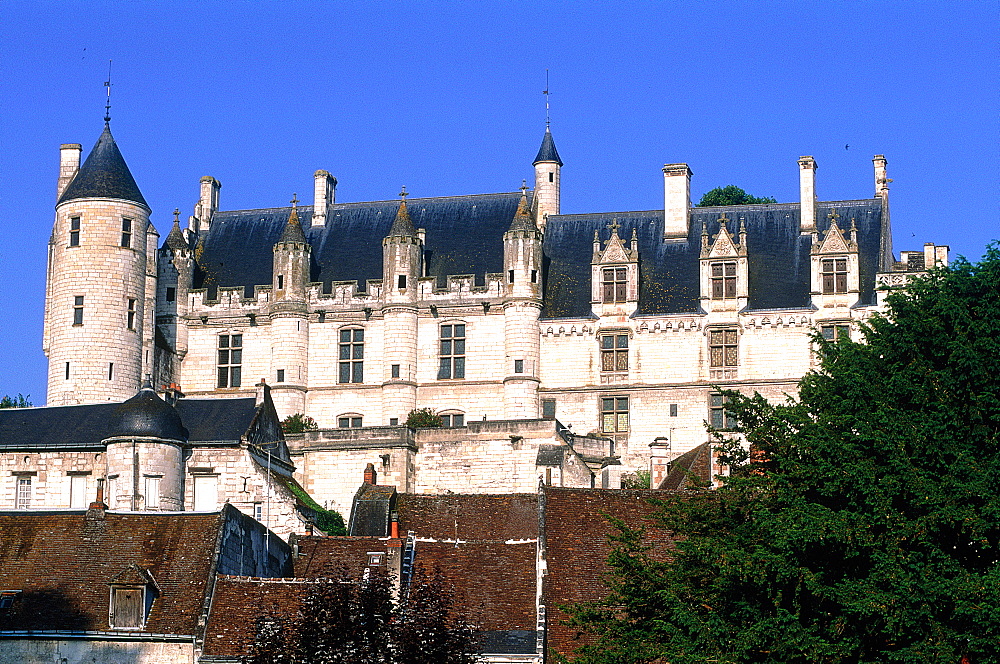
<box><xmin>564</xmin><ymin>245</ymin><xmax>1000</xmax><ymax>663</ymax></box>
<box><xmin>282</xmin><ymin>413</ymin><xmax>318</xmax><ymax>434</ymax></box>
<box><xmin>696</xmin><ymin>185</ymin><xmax>777</xmax><ymax>207</ymax></box>
<box><xmin>405</xmin><ymin>407</ymin><xmax>442</xmax><ymax>428</ymax></box>
<box><xmin>0</xmin><ymin>393</ymin><xmax>31</xmax><ymax>408</ymax></box>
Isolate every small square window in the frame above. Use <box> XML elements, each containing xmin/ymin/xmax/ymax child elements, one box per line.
<box><xmin>73</xmin><ymin>296</ymin><xmax>84</xmax><ymax>326</ymax></box>
<box><xmin>398</xmin><ymin>275</ymin><xmax>407</xmax><ymax>289</ymax></box>
<box><xmin>389</xmin><ymin>418</ymin><xmax>399</xmax><ymax>426</ymax></box>
<box><xmin>531</xmin><ymin>269</ymin><xmax>538</xmax><ymax>283</ymax></box>
<box><xmin>69</xmin><ymin>217</ymin><xmax>80</xmax><ymax>246</ymax></box>
<box><xmin>669</xmin><ymin>404</ymin><xmax>678</xmax><ymax>417</ymax></box>
<box><xmin>391</xmin><ymin>364</ymin><xmax>400</xmax><ymax>379</ymax></box>
<box><xmin>514</xmin><ymin>359</ymin><xmax>524</xmax><ymax>373</ymax></box>
<box><xmin>166</xmin><ymin>287</ymin><xmax>176</xmax><ymax>302</ymax></box>
<box><xmin>276</xmin><ymin>369</ymin><xmax>285</xmax><ymax>382</ymax></box>
<box><xmin>508</xmin><ymin>270</ymin><xmax>515</xmax><ymax>284</ymax></box>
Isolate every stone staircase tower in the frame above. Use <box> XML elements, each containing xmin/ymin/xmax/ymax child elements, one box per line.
<box><xmin>502</xmin><ymin>186</ymin><xmax>543</xmax><ymax>419</ymax></box>
<box><xmin>380</xmin><ymin>190</ymin><xmax>422</xmax><ymax>424</ymax></box>
<box><xmin>532</xmin><ymin>126</ymin><xmax>562</xmax><ymax>230</ymax></box>
<box><xmin>44</xmin><ymin>121</ymin><xmax>152</xmax><ymax>405</ymax></box>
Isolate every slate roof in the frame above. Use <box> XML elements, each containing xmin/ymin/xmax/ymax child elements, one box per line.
<box><xmin>0</xmin><ymin>397</ymin><xmax>259</xmax><ymax>450</ymax></box>
<box><xmin>533</xmin><ymin>127</ymin><xmax>563</xmax><ymax>166</ymax></box>
<box><xmin>347</xmin><ymin>484</ymin><xmax>397</xmax><ymax>536</ymax></box>
<box><xmin>195</xmin><ymin>191</ymin><xmax>527</xmax><ymax>297</ymax></box>
<box><xmin>0</xmin><ymin>510</ymin><xmax>223</xmax><ymax>634</ymax></box>
<box><xmin>58</xmin><ymin>123</ymin><xmax>148</xmax><ymax>209</ymax></box>
<box><xmin>541</xmin><ymin>200</ymin><xmax>890</xmax><ymax>318</ymax></box>
<box><xmin>108</xmin><ymin>384</ymin><xmax>188</xmax><ymax>441</ymax></box>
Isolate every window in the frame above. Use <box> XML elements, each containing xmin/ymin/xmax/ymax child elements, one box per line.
<box><xmin>65</xmin><ymin>362</ymin><xmax>70</xmax><ymax>380</ymax></box>
<box><xmin>710</xmin><ymin>392</ymin><xmax>737</xmax><ymax>430</ymax></box>
<box><xmin>166</xmin><ymin>287</ymin><xmax>176</xmax><ymax>302</ymax></box>
<box><xmin>120</xmin><ymin>218</ymin><xmax>132</xmax><ymax>248</ymax></box>
<box><xmin>548</xmin><ymin>172</ymin><xmax>553</xmax><ymax>183</ymax></box>
<box><xmin>601</xmin><ymin>397</ymin><xmax>629</xmax><ymax>433</ymax></box>
<box><xmin>144</xmin><ymin>477</ymin><xmax>160</xmax><ymax>510</ymax></box>
<box><xmin>438</xmin><ymin>324</ymin><xmax>466</xmax><ymax>379</ymax></box>
<box><xmin>602</xmin><ymin>267</ymin><xmax>627</xmax><ymax>303</ymax></box>
<box><xmin>338</xmin><ymin>416</ymin><xmax>363</xmax><ymax>428</ymax></box>
<box><xmin>107</xmin><ymin>476</ymin><xmax>117</xmax><ymax>509</ymax></box>
<box><xmin>15</xmin><ymin>477</ymin><xmax>31</xmax><ymax>509</ymax></box>
<box><xmin>821</xmin><ymin>258</ymin><xmax>848</xmax><ymax>294</ymax></box>
<box><xmin>440</xmin><ymin>413</ymin><xmax>465</xmax><ymax>427</ymax></box>
<box><xmin>254</xmin><ymin>503</ymin><xmax>263</xmax><ymax>521</ymax></box>
<box><xmin>108</xmin><ymin>363</ymin><xmax>114</xmax><ymax>381</ymax></box>
<box><xmin>709</xmin><ymin>329</ymin><xmax>738</xmax><ymax>368</ymax></box>
<box><xmin>193</xmin><ymin>474</ymin><xmax>218</xmax><ymax>511</ymax></box>
<box><xmin>600</xmin><ymin>333</ymin><xmax>629</xmax><ymax>373</ymax></box>
<box><xmin>110</xmin><ymin>587</ymin><xmax>144</xmax><ymax>629</ymax></box>
<box><xmin>339</xmin><ymin>328</ymin><xmax>364</xmax><ymax>383</ymax></box>
<box><xmin>127</xmin><ymin>299</ymin><xmax>136</xmax><ymax>330</ymax></box>
<box><xmin>669</xmin><ymin>404</ymin><xmax>678</xmax><ymax>417</ymax></box>
<box><xmin>0</xmin><ymin>591</ymin><xmax>20</xmax><ymax>609</ymax></box>
<box><xmin>821</xmin><ymin>324</ymin><xmax>850</xmax><ymax>341</ymax></box>
<box><xmin>276</xmin><ymin>369</ymin><xmax>285</xmax><ymax>382</ymax></box>
<box><xmin>531</xmin><ymin>269</ymin><xmax>538</xmax><ymax>283</ymax></box>
<box><xmin>542</xmin><ymin>399</ymin><xmax>556</xmax><ymax>420</ymax></box>
<box><xmin>391</xmin><ymin>364</ymin><xmax>400</xmax><ymax>379</ymax></box>
<box><xmin>277</xmin><ymin>274</ymin><xmax>284</xmax><ymax>290</ymax></box>
<box><xmin>514</xmin><ymin>359</ymin><xmax>524</xmax><ymax>374</ymax></box>
<box><xmin>397</xmin><ymin>275</ymin><xmax>407</xmax><ymax>289</ymax></box>
<box><xmin>217</xmin><ymin>334</ymin><xmax>242</xmax><ymax>388</ymax></box>
<box><xmin>70</xmin><ymin>474</ymin><xmax>88</xmax><ymax>509</ymax></box>
<box><xmin>389</xmin><ymin>418</ymin><xmax>399</xmax><ymax>426</ymax></box>
<box><xmin>711</xmin><ymin>261</ymin><xmax>737</xmax><ymax>299</ymax></box>
<box><xmin>73</xmin><ymin>296</ymin><xmax>84</xmax><ymax>325</ymax></box>
<box><xmin>508</xmin><ymin>270</ymin><xmax>515</xmax><ymax>283</ymax></box>
<box><xmin>69</xmin><ymin>217</ymin><xmax>80</xmax><ymax>246</ymax></box>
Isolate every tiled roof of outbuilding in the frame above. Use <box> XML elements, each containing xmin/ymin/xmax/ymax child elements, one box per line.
<box><xmin>395</xmin><ymin>493</ymin><xmax>539</xmax><ymax>541</ymax></box>
<box><xmin>201</xmin><ymin>577</ymin><xmax>312</xmax><ymax>660</ymax></box>
<box><xmin>658</xmin><ymin>442</ymin><xmax>713</xmax><ymax>490</ymax></box>
<box><xmin>57</xmin><ymin>124</ymin><xmax>148</xmax><ymax>208</ymax></box>
<box><xmin>294</xmin><ymin>536</ymin><xmax>398</xmax><ymax>578</ymax></box>
<box><xmin>0</xmin><ymin>510</ymin><xmax>223</xmax><ymax>634</ymax></box>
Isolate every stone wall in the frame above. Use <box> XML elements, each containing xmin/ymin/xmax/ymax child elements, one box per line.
<box><xmin>0</xmin><ymin>639</ymin><xmax>194</xmax><ymax>664</ymax></box>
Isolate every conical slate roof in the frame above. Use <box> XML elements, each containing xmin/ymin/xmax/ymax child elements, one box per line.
<box><xmin>533</xmin><ymin>127</ymin><xmax>563</xmax><ymax>166</ymax></box>
<box><xmin>387</xmin><ymin>197</ymin><xmax>417</xmax><ymax>237</ymax></box>
<box><xmin>278</xmin><ymin>204</ymin><xmax>307</xmax><ymax>244</ymax></box>
<box><xmin>507</xmin><ymin>189</ymin><xmax>537</xmax><ymax>232</ymax></box>
<box><xmin>58</xmin><ymin>123</ymin><xmax>148</xmax><ymax>208</ymax></box>
<box><xmin>107</xmin><ymin>382</ymin><xmax>187</xmax><ymax>442</ymax></box>
<box><xmin>165</xmin><ymin>210</ymin><xmax>188</xmax><ymax>251</ymax></box>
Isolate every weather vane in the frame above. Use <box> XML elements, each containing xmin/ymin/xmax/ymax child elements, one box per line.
<box><xmin>103</xmin><ymin>60</ymin><xmax>112</xmax><ymax>124</ymax></box>
<box><xmin>543</xmin><ymin>69</ymin><xmax>550</xmax><ymax>129</ymax></box>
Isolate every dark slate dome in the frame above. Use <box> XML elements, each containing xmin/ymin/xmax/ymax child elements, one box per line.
<box><xmin>107</xmin><ymin>384</ymin><xmax>188</xmax><ymax>442</ymax></box>
<box><xmin>58</xmin><ymin>123</ymin><xmax>148</xmax><ymax>208</ymax></box>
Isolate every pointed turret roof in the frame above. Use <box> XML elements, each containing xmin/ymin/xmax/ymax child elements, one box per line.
<box><xmin>58</xmin><ymin>123</ymin><xmax>148</xmax><ymax>208</ymax></box>
<box><xmin>507</xmin><ymin>184</ymin><xmax>537</xmax><ymax>232</ymax></box>
<box><xmin>278</xmin><ymin>196</ymin><xmax>307</xmax><ymax>244</ymax></box>
<box><xmin>533</xmin><ymin>127</ymin><xmax>563</xmax><ymax>166</ymax></box>
<box><xmin>387</xmin><ymin>188</ymin><xmax>417</xmax><ymax>237</ymax></box>
<box><xmin>165</xmin><ymin>208</ymin><xmax>188</xmax><ymax>251</ymax></box>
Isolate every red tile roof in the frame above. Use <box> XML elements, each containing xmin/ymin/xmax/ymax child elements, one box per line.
<box><xmin>395</xmin><ymin>493</ymin><xmax>538</xmax><ymax>541</ymax></box>
<box><xmin>294</xmin><ymin>536</ymin><xmax>398</xmax><ymax>579</ymax></box>
<box><xmin>0</xmin><ymin>509</ymin><xmax>224</xmax><ymax>635</ymax></box>
<box><xmin>201</xmin><ymin>576</ymin><xmax>311</xmax><ymax>659</ymax></box>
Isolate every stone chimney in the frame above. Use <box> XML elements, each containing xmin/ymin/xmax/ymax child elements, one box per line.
<box><xmin>923</xmin><ymin>242</ymin><xmax>949</xmax><ymax>269</ymax></box>
<box><xmin>873</xmin><ymin>154</ymin><xmax>890</xmax><ymax>199</ymax></box>
<box><xmin>662</xmin><ymin>164</ymin><xmax>692</xmax><ymax>239</ymax></box>
<box><xmin>799</xmin><ymin>156</ymin><xmax>817</xmax><ymax>233</ymax></box>
<box><xmin>195</xmin><ymin>176</ymin><xmax>221</xmax><ymax>233</ymax></box>
<box><xmin>57</xmin><ymin>144</ymin><xmax>82</xmax><ymax>200</ymax></box>
<box><xmin>312</xmin><ymin>170</ymin><xmax>337</xmax><ymax>228</ymax></box>
<box><xmin>649</xmin><ymin>437</ymin><xmax>671</xmax><ymax>489</ymax></box>
<box><xmin>255</xmin><ymin>379</ymin><xmax>269</xmax><ymax>407</ymax></box>
<box><xmin>87</xmin><ymin>478</ymin><xmax>108</xmax><ymax>518</ymax></box>
<box><xmin>364</xmin><ymin>462</ymin><xmax>377</xmax><ymax>485</ymax></box>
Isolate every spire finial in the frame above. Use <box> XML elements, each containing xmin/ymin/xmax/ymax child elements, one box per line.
<box><xmin>399</xmin><ymin>186</ymin><xmax>408</xmax><ymax>201</ymax></box>
<box><xmin>521</xmin><ymin>179</ymin><xmax>528</xmax><ymax>196</ymax></box>
<box><xmin>103</xmin><ymin>60</ymin><xmax>112</xmax><ymax>124</ymax></box>
<box><xmin>827</xmin><ymin>209</ymin><xmax>840</xmax><ymax>225</ymax></box>
<box><xmin>290</xmin><ymin>193</ymin><xmax>299</xmax><ymax>208</ymax></box>
<box><xmin>173</xmin><ymin>208</ymin><xmax>180</xmax><ymax>222</ymax></box>
<box><xmin>607</xmin><ymin>218</ymin><xmax>620</xmax><ymax>236</ymax></box>
<box><xmin>543</xmin><ymin>69</ymin><xmax>551</xmax><ymax>130</ymax></box>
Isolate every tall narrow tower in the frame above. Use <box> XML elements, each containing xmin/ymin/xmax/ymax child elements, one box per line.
<box><xmin>44</xmin><ymin>121</ymin><xmax>151</xmax><ymax>405</ymax></box>
<box><xmin>502</xmin><ymin>186</ymin><xmax>543</xmax><ymax>419</ymax></box>
<box><xmin>380</xmin><ymin>190</ymin><xmax>422</xmax><ymax>423</ymax></box>
<box><xmin>532</xmin><ymin>127</ymin><xmax>562</xmax><ymax>230</ymax></box>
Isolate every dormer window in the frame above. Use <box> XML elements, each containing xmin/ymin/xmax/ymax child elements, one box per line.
<box><xmin>602</xmin><ymin>267</ymin><xmax>627</xmax><ymax>303</ymax></box>
<box><xmin>821</xmin><ymin>258</ymin><xmax>848</xmax><ymax>293</ymax></box>
<box><xmin>108</xmin><ymin>565</ymin><xmax>158</xmax><ymax>630</ymax></box>
<box><xmin>710</xmin><ymin>261</ymin><xmax>737</xmax><ymax>299</ymax></box>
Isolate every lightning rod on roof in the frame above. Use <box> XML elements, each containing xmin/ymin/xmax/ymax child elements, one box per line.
<box><xmin>103</xmin><ymin>60</ymin><xmax>112</xmax><ymax>124</ymax></box>
<box><xmin>543</xmin><ymin>69</ymin><xmax>551</xmax><ymax>129</ymax></box>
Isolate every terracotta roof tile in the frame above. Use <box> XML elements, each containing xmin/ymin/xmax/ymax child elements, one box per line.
<box><xmin>395</xmin><ymin>493</ymin><xmax>538</xmax><ymax>541</ymax></box>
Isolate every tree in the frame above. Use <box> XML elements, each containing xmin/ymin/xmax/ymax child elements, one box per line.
<box><xmin>696</xmin><ymin>185</ymin><xmax>776</xmax><ymax>207</ymax></box>
<box><xmin>0</xmin><ymin>393</ymin><xmax>31</xmax><ymax>408</ymax></box>
<box><xmin>564</xmin><ymin>245</ymin><xmax>1000</xmax><ymax>663</ymax></box>
<box><xmin>282</xmin><ymin>412</ymin><xmax>318</xmax><ymax>434</ymax></box>
<box><xmin>245</xmin><ymin>568</ymin><xmax>481</xmax><ymax>663</ymax></box>
<box><xmin>405</xmin><ymin>407</ymin><xmax>442</xmax><ymax>428</ymax></box>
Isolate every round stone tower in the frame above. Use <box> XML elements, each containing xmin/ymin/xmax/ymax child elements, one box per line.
<box><xmin>502</xmin><ymin>186</ymin><xmax>543</xmax><ymax>419</ymax></box>
<box><xmin>44</xmin><ymin>121</ymin><xmax>152</xmax><ymax>405</ymax></box>
<box><xmin>381</xmin><ymin>190</ymin><xmax>422</xmax><ymax>423</ymax></box>
<box><xmin>270</xmin><ymin>197</ymin><xmax>311</xmax><ymax>418</ymax></box>
<box><xmin>532</xmin><ymin>126</ymin><xmax>562</xmax><ymax>230</ymax></box>
<box><xmin>103</xmin><ymin>382</ymin><xmax>188</xmax><ymax>511</ymax></box>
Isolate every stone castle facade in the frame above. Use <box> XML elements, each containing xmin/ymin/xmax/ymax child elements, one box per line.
<box><xmin>39</xmin><ymin>118</ymin><xmax>946</xmax><ymax>515</ymax></box>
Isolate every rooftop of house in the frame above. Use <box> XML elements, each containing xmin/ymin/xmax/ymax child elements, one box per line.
<box><xmin>0</xmin><ymin>509</ymin><xmax>225</xmax><ymax>635</ymax></box>
<box><xmin>395</xmin><ymin>492</ymin><xmax>539</xmax><ymax>541</ymax></box>
<box><xmin>58</xmin><ymin>123</ymin><xmax>147</xmax><ymax>209</ymax></box>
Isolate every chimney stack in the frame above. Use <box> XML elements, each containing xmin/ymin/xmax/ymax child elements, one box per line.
<box><xmin>662</xmin><ymin>164</ymin><xmax>692</xmax><ymax>239</ymax></box>
<box><xmin>195</xmin><ymin>176</ymin><xmax>221</xmax><ymax>233</ymax></box>
<box><xmin>255</xmin><ymin>379</ymin><xmax>268</xmax><ymax>407</ymax></box>
<box><xmin>798</xmin><ymin>156</ymin><xmax>817</xmax><ymax>233</ymax></box>
<box><xmin>649</xmin><ymin>437</ymin><xmax>671</xmax><ymax>489</ymax></box>
<box><xmin>312</xmin><ymin>170</ymin><xmax>337</xmax><ymax>228</ymax></box>
<box><xmin>87</xmin><ymin>478</ymin><xmax>108</xmax><ymax>518</ymax></box>
<box><xmin>57</xmin><ymin>144</ymin><xmax>82</xmax><ymax>200</ymax></box>
<box><xmin>364</xmin><ymin>462</ymin><xmax>377</xmax><ymax>485</ymax></box>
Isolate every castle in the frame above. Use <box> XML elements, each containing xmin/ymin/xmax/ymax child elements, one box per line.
<box><xmin>31</xmin><ymin>116</ymin><xmax>945</xmax><ymax>516</ymax></box>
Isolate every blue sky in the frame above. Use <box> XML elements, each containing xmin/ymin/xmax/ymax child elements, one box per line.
<box><xmin>1</xmin><ymin>1</ymin><xmax>996</xmax><ymax>404</ymax></box>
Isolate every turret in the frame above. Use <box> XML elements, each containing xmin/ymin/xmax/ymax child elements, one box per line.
<box><xmin>380</xmin><ymin>189</ymin><xmax>422</xmax><ymax>423</ymax></box>
<box><xmin>45</xmin><ymin>121</ymin><xmax>151</xmax><ymax>405</ymax></box>
<box><xmin>270</xmin><ymin>196</ymin><xmax>311</xmax><ymax>417</ymax></box>
<box><xmin>102</xmin><ymin>381</ymin><xmax>187</xmax><ymax>511</ymax></box>
<box><xmin>156</xmin><ymin>209</ymin><xmax>194</xmax><ymax>387</ymax></box>
<box><xmin>502</xmin><ymin>185</ymin><xmax>543</xmax><ymax>419</ymax></box>
<box><xmin>532</xmin><ymin>127</ymin><xmax>562</xmax><ymax>230</ymax></box>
